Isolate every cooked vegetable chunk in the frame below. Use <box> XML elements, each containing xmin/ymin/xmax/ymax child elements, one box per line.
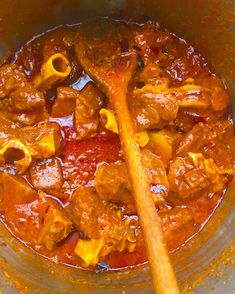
<box><xmin>75</xmin><ymin>82</ymin><xmax>105</xmax><ymax>140</ymax></box>
<box><xmin>39</xmin><ymin>204</ymin><xmax>72</xmax><ymax>251</ymax></box>
<box><xmin>74</xmin><ymin>238</ymin><xmax>105</xmax><ymax>266</ymax></box>
<box><xmin>136</xmin><ymin>131</ymin><xmax>150</xmax><ymax>147</ymax></box>
<box><xmin>29</xmin><ymin>158</ymin><xmax>63</xmax><ymax>192</ymax></box>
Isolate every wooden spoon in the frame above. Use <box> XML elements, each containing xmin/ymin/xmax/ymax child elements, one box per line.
<box><xmin>75</xmin><ymin>19</ymin><xmax>179</xmax><ymax>294</ymax></box>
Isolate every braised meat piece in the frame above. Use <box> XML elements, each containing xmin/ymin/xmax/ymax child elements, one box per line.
<box><xmin>67</xmin><ymin>186</ymin><xmax>136</xmax><ymax>266</ymax></box>
<box><xmin>38</xmin><ymin>204</ymin><xmax>72</xmax><ymax>251</ymax></box>
<box><xmin>0</xmin><ymin>64</ymin><xmax>27</xmax><ymax>98</ymax></box>
<box><xmin>95</xmin><ymin>149</ymin><xmax>169</xmax><ymax>206</ymax></box>
<box><xmin>0</xmin><ymin>64</ymin><xmax>48</xmax><ymax>125</ymax></box>
<box><xmin>29</xmin><ymin>158</ymin><xmax>63</xmax><ymax>193</ymax></box>
<box><xmin>95</xmin><ymin>162</ymin><xmax>132</xmax><ymax>205</ymax></box>
<box><xmin>176</xmin><ymin>121</ymin><xmax>235</xmax><ymax>170</ymax></box>
<box><xmin>168</xmin><ymin>153</ymin><xmax>232</xmax><ymax>199</ymax></box>
<box><xmin>9</xmin><ymin>85</ymin><xmax>45</xmax><ymax>112</ymax></box>
<box><xmin>75</xmin><ymin>82</ymin><xmax>105</xmax><ymax>140</ymax></box>
<box><xmin>0</xmin><ymin>172</ymin><xmax>37</xmax><ymax>205</ymax></box>
<box><xmin>51</xmin><ymin>87</ymin><xmax>78</xmax><ymax>117</ymax></box>
<box><xmin>129</xmin><ymin>84</ymin><xmax>179</xmax><ymax>132</ymax></box>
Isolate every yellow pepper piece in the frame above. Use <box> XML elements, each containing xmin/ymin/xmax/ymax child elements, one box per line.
<box><xmin>33</xmin><ymin>53</ymin><xmax>71</xmax><ymax>91</ymax></box>
<box><xmin>100</xmin><ymin>108</ymin><xmax>149</xmax><ymax>147</ymax></box>
<box><xmin>0</xmin><ymin>140</ymin><xmax>32</xmax><ymax>174</ymax></box>
<box><xmin>75</xmin><ymin>238</ymin><xmax>105</xmax><ymax>267</ymax></box>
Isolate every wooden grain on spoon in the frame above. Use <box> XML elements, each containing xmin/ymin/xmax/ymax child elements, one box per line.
<box><xmin>75</xmin><ymin>19</ymin><xmax>179</xmax><ymax>294</ymax></box>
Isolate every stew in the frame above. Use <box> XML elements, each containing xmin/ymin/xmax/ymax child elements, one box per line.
<box><xmin>0</xmin><ymin>19</ymin><xmax>234</xmax><ymax>271</ymax></box>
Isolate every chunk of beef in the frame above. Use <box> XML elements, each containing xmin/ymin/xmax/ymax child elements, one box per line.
<box><xmin>0</xmin><ymin>64</ymin><xmax>48</xmax><ymax>126</ymax></box>
<box><xmin>67</xmin><ymin>186</ymin><xmax>136</xmax><ymax>266</ymax></box>
<box><xmin>9</xmin><ymin>85</ymin><xmax>45</xmax><ymax>112</ymax></box>
<box><xmin>29</xmin><ymin>158</ymin><xmax>63</xmax><ymax>193</ymax></box>
<box><xmin>134</xmin><ymin>63</ymin><xmax>169</xmax><ymax>87</ymax></box>
<box><xmin>129</xmin><ymin>84</ymin><xmax>179</xmax><ymax>132</ymax></box>
<box><xmin>133</xmin><ymin>22</ymin><xmax>170</xmax><ymax>64</ymax></box>
<box><xmin>168</xmin><ymin>153</ymin><xmax>232</xmax><ymax>198</ymax></box>
<box><xmin>160</xmin><ymin>207</ymin><xmax>194</xmax><ymax>233</ymax></box>
<box><xmin>75</xmin><ymin>82</ymin><xmax>105</xmax><ymax>140</ymax></box>
<box><xmin>141</xmin><ymin>149</ymin><xmax>169</xmax><ymax>202</ymax></box>
<box><xmin>194</xmin><ymin>76</ymin><xmax>229</xmax><ymax>111</ymax></box>
<box><xmin>130</xmin><ymin>75</ymin><xmax>228</xmax><ymax>132</ymax></box>
<box><xmin>38</xmin><ymin>205</ymin><xmax>72</xmax><ymax>251</ymax></box>
<box><xmin>0</xmin><ymin>172</ymin><xmax>37</xmax><ymax>205</ymax></box>
<box><xmin>176</xmin><ymin>123</ymin><xmax>209</xmax><ymax>156</ymax></box>
<box><xmin>0</xmin><ymin>64</ymin><xmax>27</xmax><ymax>98</ymax></box>
<box><xmin>159</xmin><ymin>207</ymin><xmax>195</xmax><ymax>250</ymax></box>
<box><xmin>67</xmin><ymin>186</ymin><xmax>115</xmax><ymax>238</ymax></box>
<box><xmin>95</xmin><ymin>162</ymin><xmax>132</xmax><ymax>205</ymax></box>
<box><xmin>51</xmin><ymin>87</ymin><xmax>78</xmax><ymax>117</ymax></box>
<box><xmin>95</xmin><ymin>149</ymin><xmax>169</xmax><ymax>206</ymax></box>
<box><xmin>176</xmin><ymin>121</ymin><xmax>235</xmax><ymax>170</ymax></box>
<box><xmin>1</xmin><ymin>108</ymin><xmax>48</xmax><ymax>126</ymax></box>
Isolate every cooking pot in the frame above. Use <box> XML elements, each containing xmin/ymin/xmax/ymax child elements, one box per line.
<box><xmin>0</xmin><ymin>0</ymin><xmax>234</xmax><ymax>293</ymax></box>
